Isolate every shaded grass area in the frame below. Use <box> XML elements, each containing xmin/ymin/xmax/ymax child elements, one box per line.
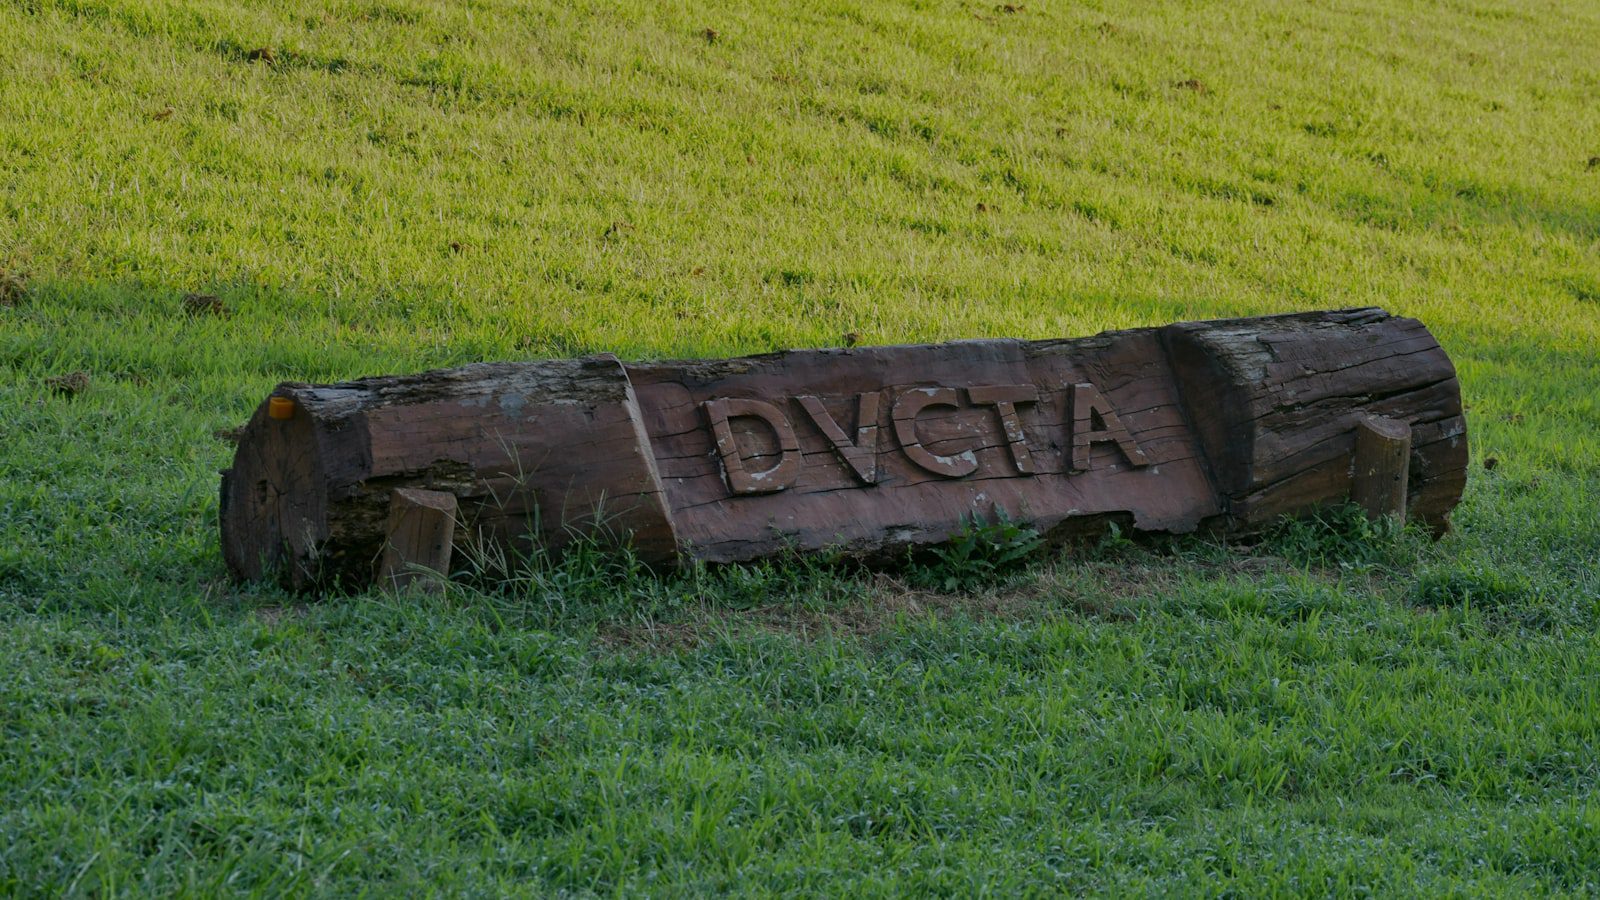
<box><xmin>3</xmin><ymin>493</ymin><xmax>1599</xmax><ymax>894</ymax></box>
<box><xmin>2</xmin><ymin>0</ymin><xmax>1599</xmax><ymax>893</ymax></box>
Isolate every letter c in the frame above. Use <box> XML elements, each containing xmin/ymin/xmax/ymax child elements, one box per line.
<box><xmin>893</xmin><ymin>387</ymin><xmax>978</xmax><ymax>478</ymax></box>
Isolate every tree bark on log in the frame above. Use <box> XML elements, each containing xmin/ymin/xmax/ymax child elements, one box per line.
<box><xmin>1162</xmin><ymin>307</ymin><xmax>1466</xmax><ymax>530</ymax></box>
<box><xmin>220</xmin><ymin>308</ymin><xmax>1468</xmax><ymax>591</ymax></box>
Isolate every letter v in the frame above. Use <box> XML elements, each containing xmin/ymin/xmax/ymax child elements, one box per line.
<box><xmin>795</xmin><ymin>393</ymin><xmax>881</xmax><ymax>485</ymax></box>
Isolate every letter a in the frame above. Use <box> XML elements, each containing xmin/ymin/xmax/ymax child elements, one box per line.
<box><xmin>1069</xmin><ymin>383</ymin><xmax>1149</xmax><ymax>471</ymax></box>
<box><xmin>702</xmin><ymin>398</ymin><xmax>803</xmax><ymax>494</ymax></box>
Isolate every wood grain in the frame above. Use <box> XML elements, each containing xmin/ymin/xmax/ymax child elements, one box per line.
<box><xmin>1352</xmin><ymin>416</ymin><xmax>1412</xmax><ymax>522</ymax></box>
<box><xmin>378</xmin><ymin>488</ymin><xmax>458</xmax><ymax>591</ymax></box>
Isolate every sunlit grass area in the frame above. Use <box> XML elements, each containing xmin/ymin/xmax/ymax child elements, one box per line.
<box><xmin>2</xmin><ymin>0</ymin><xmax>1598</xmax><ymax>892</ymax></box>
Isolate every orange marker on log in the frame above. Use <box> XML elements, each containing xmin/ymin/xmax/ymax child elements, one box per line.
<box><xmin>267</xmin><ymin>396</ymin><xmax>296</xmax><ymax>420</ymax></box>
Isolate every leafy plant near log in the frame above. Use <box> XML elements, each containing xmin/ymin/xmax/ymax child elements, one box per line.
<box><xmin>910</xmin><ymin>511</ymin><xmax>1044</xmax><ymax>592</ymax></box>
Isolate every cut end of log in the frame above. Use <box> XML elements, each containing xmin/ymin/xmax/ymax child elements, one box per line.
<box><xmin>219</xmin><ymin>389</ymin><xmax>330</xmax><ymax>589</ymax></box>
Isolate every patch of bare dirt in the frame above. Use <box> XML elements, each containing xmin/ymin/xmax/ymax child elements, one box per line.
<box><xmin>45</xmin><ymin>371</ymin><xmax>90</xmax><ymax>398</ymax></box>
<box><xmin>0</xmin><ymin>272</ymin><xmax>26</xmax><ymax>308</ymax></box>
<box><xmin>254</xmin><ymin>605</ymin><xmax>307</xmax><ymax>626</ymax></box>
<box><xmin>182</xmin><ymin>292</ymin><xmax>227</xmax><ymax>317</ymax></box>
<box><xmin>599</xmin><ymin>562</ymin><xmax>1187</xmax><ymax>652</ymax></box>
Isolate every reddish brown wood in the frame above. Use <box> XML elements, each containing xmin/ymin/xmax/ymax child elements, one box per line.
<box><xmin>625</xmin><ymin>328</ymin><xmax>1221</xmax><ymax>563</ymax></box>
<box><xmin>220</xmin><ymin>308</ymin><xmax>1469</xmax><ymax>591</ymax></box>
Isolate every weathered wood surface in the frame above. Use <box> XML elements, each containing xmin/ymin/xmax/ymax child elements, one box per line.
<box><xmin>220</xmin><ymin>358</ymin><xmax>675</xmax><ymax>589</ymax></box>
<box><xmin>627</xmin><ymin>328</ymin><xmax>1217</xmax><ymax>563</ymax></box>
<box><xmin>1163</xmin><ymin>307</ymin><xmax>1465</xmax><ymax>529</ymax></box>
<box><xmin>220</xmin><ymin>308</ymin><xmax>1469</xmax><ymax>590</ymax></box>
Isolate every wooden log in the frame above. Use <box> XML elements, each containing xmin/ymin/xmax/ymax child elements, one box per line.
<box><xmin>219</xmin><ymin>357</ymin><xmax>677</xmax><ymax>590</ymax></box>
<box><xmin>1351</xmin><ymin>416</ymin><xmax>1412</xmax><ymax>522</ymax></box>
<box><xmin>1161</xmin><ymin>307</ymin><xmax>1466</xmax><ymax>530</ymax></box>
<box><xmin>219</xmin><ymin>308</ymin><xmax>1469</xmax><ymax>591</ymax></box>
<box><xmin>379</xmin><ymin>488</ymin><xmax>458</xmax><ymax>591</ymax></box>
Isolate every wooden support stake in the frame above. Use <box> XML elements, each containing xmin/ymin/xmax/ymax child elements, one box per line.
<box><xmin>1352</xmin><ymin>415</ymin><xmax>1412</xmax><ymax>522</ymax></box>
<box><xmin>379</xmin><ymin>488</ymin><xmax>458</xmax><ymax>592</ymax></box>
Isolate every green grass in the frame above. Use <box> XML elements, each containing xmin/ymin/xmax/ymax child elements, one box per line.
<box><xmin>2</xmin><ymin>0</ymin><xmax>1599</xmax><ymax>893</ymax></box>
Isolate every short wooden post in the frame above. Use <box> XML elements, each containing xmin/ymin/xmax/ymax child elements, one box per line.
<box><xmin>379</xmin><ymin>488</ymin><xmax>458</xmax><ymax>592</ymax></box>
<box><xmin>1352</xmin><ymin>416</ymin><xmax>1412</xmax><ymax>522</ymax></box>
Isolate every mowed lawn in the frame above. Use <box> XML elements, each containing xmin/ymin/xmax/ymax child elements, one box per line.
<box><xmin>2</xmin><ymin>0</ymin><xmax>1599</xmax><ymax>893</ymax></box>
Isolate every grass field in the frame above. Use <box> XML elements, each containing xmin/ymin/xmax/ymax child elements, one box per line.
<box><xmin>3</xmin><ymin>0</ymin><xmax>1599</xmax><ymax>893</ymax></box>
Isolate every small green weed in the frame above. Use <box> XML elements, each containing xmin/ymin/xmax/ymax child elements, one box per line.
<box><xmin>1092</xmin><ymin>519</ymin><xmax>1138</xmax><ymax>557</ymax></box>
<box><xmin>910</xmin><ymin>510</ymin><xmax>1044</xmax><ymax>592</ymax></box>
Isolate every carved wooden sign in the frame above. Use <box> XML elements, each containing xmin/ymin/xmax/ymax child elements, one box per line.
<box><xmin>220</xmin><ymin>308</ymin><xmax>1468</xmax><ymax>590</ymax></box>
